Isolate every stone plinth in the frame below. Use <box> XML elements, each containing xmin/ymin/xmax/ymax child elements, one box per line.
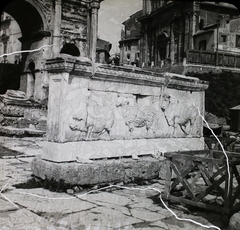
<box><xmin>31</xmin><ymin>155</ymin><xmax>161</xmax><ymax>185</ymax></box>
<box><xmin>42</xmin><ymin>56</ymin><xmax>208</xmax><ymax>162</ymax></box>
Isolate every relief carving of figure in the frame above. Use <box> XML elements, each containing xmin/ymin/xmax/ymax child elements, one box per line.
<box><xmin>116</xmin><ymin>94</ymin><xmax>156</xmax><ymax>134</ymax></box>
<box><xmin>161</xmin><ymin>94</ymin><xmax>199</xmax><ymax>137</ymax></box>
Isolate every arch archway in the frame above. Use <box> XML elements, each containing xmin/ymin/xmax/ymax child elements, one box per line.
<box><xmin>60</xmin><ymin>43</ymin><xmax>80</xmax><ymax>57</ymax></box>
<box><xmin>3</xmin><ymin>0</ymin><xmax>48</xmax><ymax>69</ymax></box>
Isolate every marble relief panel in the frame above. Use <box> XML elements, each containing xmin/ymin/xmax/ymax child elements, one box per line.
<box><xmin>65</xmin><ymin>86</ymin><xmax>203</xmax><ymax>141</ymax></box>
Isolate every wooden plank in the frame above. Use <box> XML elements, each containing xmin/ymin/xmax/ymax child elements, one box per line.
<box><xmin>214</xmin><ymin>150</ymin><xmax>240</xmax><ymax>158</ymax></box>
<box><xmin>233</xmin><ymin>165</ymin><xmax>240</xmax><ymax>185</ymax></box>
<box><xmin>224</xmin><ymin>166</ymin><xmax>233</xmax><ymax>209</ymax></box>
<box><xmin>164</xmin><ymin>150</ymin><xmax>210</xmax><ymax>158</ymax></box>
<box><xmin>230</xmin><ymin>185</ymin><xmax>240</xmax><ymax>207</ymax></box>
<box><xmin>165</xmin><ymin>158</ymin><xmax>172</xmax><ymax>199</ymax></box>
<box><xmin>197</xmin><ymin>163</ymin><xmax>225</xmax><ymax>198</ymax></box>
<box><xmin>171</xmin><ymin>162</ymin><xmax>195</xmax><ymax>200</ymax></box>
<box><xmin>169</xmin><ymin>153</ymin><xmax>225</xmax><ymax>164</ymax></box>
<box><xmin>162</xmin><ymin>194</ymin><xmax>230</xmax><ymax>214</ymax></box>
<box><xmin>170</xmin><ymin>164</ymin><xmax>195</xmax><ymax>191</ymax></box>
<box><xmin>194</xmin><ymin>173</ymin><xmax>226</xmax><ymax>202</ymax></box>
<box><xmin>209</xmin><ymin>150</ymin><xmax>213</xmax><ymax>176</ymax></box>
<box><xmin>197</xmin><ymin>164</ymin><xmax>212</xmax><ymax>186</ymax></box>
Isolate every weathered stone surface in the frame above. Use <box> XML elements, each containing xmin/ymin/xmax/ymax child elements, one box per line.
<box><xmin>56</xmin><ymin>205</ymin><xmax>142</xmax><ymax>229</ymax></box>
<box><xmin>0</xmin><ymin>209</ymin><xmax>59</xmax><ymax>229</ymax></box>
<box><xmin>31</xmin><ymin>155</ymin><xmax>161</xmax><ymax>185</ymax></box>
<box><xmin>0</xmin><ymin>127</ymin><xmax>45</xmax><ymax>138</ymax></box>
<box><xmin>79</xmin><ymin>191</ymin><xmax>131</xmax><ymax>206</ymax></box>
<box><xmin>42</xmin><ymin>137</ymin><xmax>204</xmax><ymax>162</ymax></box>
<box><xmin>6</xmin><ymin>188</ymin><xmax>97</xmax><ymax>214</ymax></box>
<box><xmin>131</xmin><ymin>207</ymin><xmax>164</xmax><ymax>222</ymax></box>
<box><xmin>0</xmin><ymin>198</ymin><xmax>18</xmax><ymax>212</ymax></box>
<box><xmin>229</xmin><ymin>212</ymin><xmax>240</xmax><ymax>230</ymax></box>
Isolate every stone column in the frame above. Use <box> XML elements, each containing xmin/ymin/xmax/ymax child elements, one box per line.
<box><xmin>170</xmin><ymin>21</ymin><xmax>175</xmax><ymax>64</ymax></box>
<box><xmin>52</xmin><ymin>0</ymin><xmax>62</xmax><ymax>56</ymax></box>
<box><xmin>90</xmin><ymin>0</ymin><xmax>100</xmax><ymax>63</ymax></box>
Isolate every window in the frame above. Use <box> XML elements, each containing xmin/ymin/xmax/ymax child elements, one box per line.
<box><xmin>236</xmin><ymin>35</ymin><xmax>240</xmax><ymax>48</ymax></box>
<box><xmin>220</xmin><ymin>35</ymin><xmax>227</xmax><ymax>43</ymax></box>
<box><xmin>199</xmin><ymin>19</ymin><xmax>204</xmax><ymax>30</ymax></box>
<box><xmin>199</xmin><ymin>40</ymin><xmax>207</xmax><ymax>51</ymax></box>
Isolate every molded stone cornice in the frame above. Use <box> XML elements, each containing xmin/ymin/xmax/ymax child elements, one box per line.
<box><xmin>90</xmin><ymin>0</ymin><xmax>100</xmax><ymax>9</ymax></box>
<box><xmin>94</xmin><ymin>65</ymin><xmax>209</xmax><ymax>92</ymax></box>
<box><xmin>45</xmin><ymin>57</ymin><xmax>208</xmax><ymax>91</ymax></box>
<box><xmin>46</xmin><ymin>56</ymin><xmax>92</xmax><ymax>74</ymax></box>
<box><xmin>46</xmin><ymin>57</ymin><xmax>76</xmax><ymax>73</ymax></box>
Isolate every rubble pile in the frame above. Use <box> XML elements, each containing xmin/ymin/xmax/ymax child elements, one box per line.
<box><xmin>0</xmin><ymin>90</ymin><xmax>47</xmax><ymax>136</ymax></box>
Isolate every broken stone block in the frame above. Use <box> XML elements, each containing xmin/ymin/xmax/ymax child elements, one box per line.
<box><xmin>66</xmin><ymin>189</ymin><xmax>74</xmax><ymax>195</ymax></box>
<box><xmin>229</xmin><ymin>212</ymin><xmax>240</xmax><ymax>230</ymax></box>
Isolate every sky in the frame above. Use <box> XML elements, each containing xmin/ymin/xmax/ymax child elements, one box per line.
<box><xmin>98</xmin><ymin>0</ymin><xmax>143</xmax><ymax>55</ymax></box>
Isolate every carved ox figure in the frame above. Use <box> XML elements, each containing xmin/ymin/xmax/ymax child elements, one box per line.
<box><xmin>161</xmin><ymin>94</ymin><xmax>199</xmax><ymax>137</ymax></box>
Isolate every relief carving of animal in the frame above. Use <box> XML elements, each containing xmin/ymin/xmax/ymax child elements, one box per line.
<box><xmin>161</xmin><ymin>94</ymin><xmax>199</xmax><ymax>137</ymax></box>
<box><xmin>70</xmin><ymin>104</ymin><xmax>114</xmax><ymax>140</ymax></box>
<box><xmin>116</xmin><ymin>95</ymin><xmax>156</xmax><ymax>133</ymax></box>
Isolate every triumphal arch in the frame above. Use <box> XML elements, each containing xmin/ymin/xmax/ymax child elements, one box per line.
<box><xmin>3</xmin><ymin>0</ymin><xmax>101</xmax><ymax>102</ymax></box>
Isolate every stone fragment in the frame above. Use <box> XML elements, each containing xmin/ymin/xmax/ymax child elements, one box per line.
<box><xmin>0</xmin><ymin>198</ymin><xmax>18</xmax><ymax>212</ymax></box>
<box><xmin>132</xmin><ymin>153</ymin><xmax>139</xmax><ymax>160</ymax></box>
<box><xmin>229</xmin><ymin>212</ymin><xmax>240</xmax><ymax>230</ymax></box>
<box><xmin>202</xmin><ymin>194</ymin><xmax>216</xmax><ymax>204</ymax></box>
<box><xmin>73</xmin><ymin>186</ymin><xmax>80</xmax><ymax>193</ymax></box>
<box><xmin>216</xmin><ymin>196</ymin><xmax>224</xmax><ymax>205</ymax></box>
<box><xmin>66</xmin><ymin>189</ymin><xmax>74</xmax><ymax>195</ymax></box>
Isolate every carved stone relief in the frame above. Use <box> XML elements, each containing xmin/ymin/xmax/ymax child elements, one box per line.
<box><xmin>160</xmin><ymin>93</ymin><xmax>200</xmax><ymax>137</ymax></box>
<box><xmin>66</xmin><ymin>85</ymin><xmax>202</xmax><ymax>141</ymax></box>
<box><xmin>116</xmin><ymin>94</ymin><xmax>157</xmax><ymax>134</ymax></box>
<box><xmin>33</xmin><ymin>0</ymin><xmax>53</xmax><ymax>26</ymax></box>
<box><xmin>69</xmin><ymin>91</ymin><xmax>117</xmax><ymax>141</ymax></box>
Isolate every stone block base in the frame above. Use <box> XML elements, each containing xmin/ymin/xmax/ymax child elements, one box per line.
<box><xmin>31</xmin><ymin>155</ymin><xmax>162</xmax><ymax>185</ymax></box>
<box><xmin>42</xmin><ymin>137</ymin><xmax>204</xmax><ymax>162</ymax></box>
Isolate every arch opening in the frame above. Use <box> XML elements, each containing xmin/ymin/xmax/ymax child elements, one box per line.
<box><xmin>60</xmin><ymin>43</ymin><xmax>80</xmax><ymax>57</ymax></box>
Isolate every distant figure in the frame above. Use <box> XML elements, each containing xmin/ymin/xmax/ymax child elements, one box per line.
<box><xmin>151</xmin><ymin>61</ymin><xmax>154</xmax><ymax>68</ymax></box>
<box><xmin>160</xmin><ymin>60</ymin><xmax>164</xmax><ymax>68</ymax></box>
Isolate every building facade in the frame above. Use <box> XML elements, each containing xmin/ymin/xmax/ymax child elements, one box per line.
<box><xmin>96</xmin><ymin>38</ymin><xmax>111</xmax><ymax>64</ymax></box>
<box><xmin>119</xmin><ymin>10</ymin><xmax>142</xmax><ymax>66</ymax></box>
<box><xmin>138</xmin><ymin>1</ymin><xmax>240</xmax><ymax>69</ymax></box>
